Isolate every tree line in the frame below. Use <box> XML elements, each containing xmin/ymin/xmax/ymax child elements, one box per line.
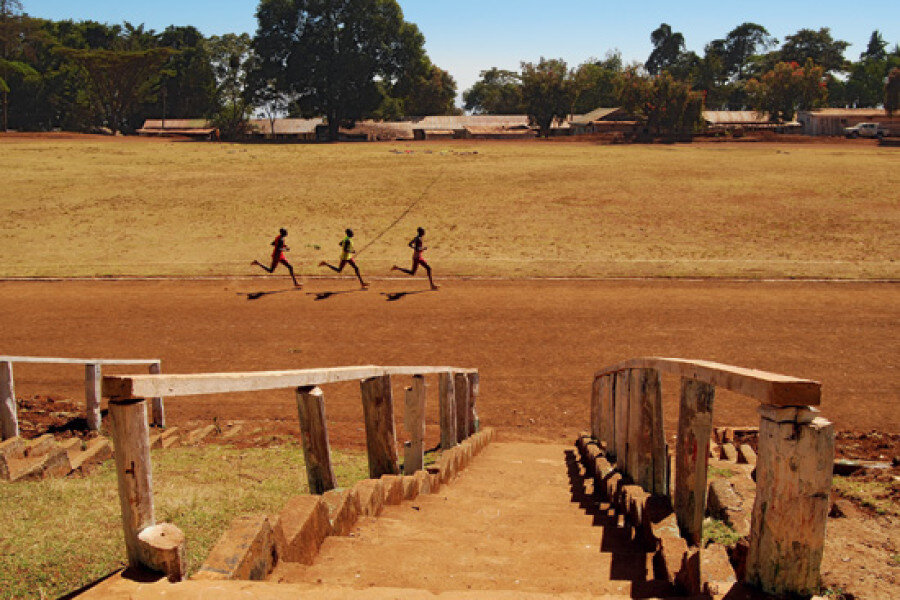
<box><xmin>467</xmin><ymin>24</ymin><xmax>900</xmax><ymax>135</ymax></box>
<box><xmin>2</xmin><ymin>0</ymin><xmax>898</xmax><ymax>138</ymax></box>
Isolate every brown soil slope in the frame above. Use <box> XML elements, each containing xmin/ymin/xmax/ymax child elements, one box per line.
<box><xmin>0</xmin><ymin>279</ymin><xmax>896</xmax><ymax>443</ymax></box>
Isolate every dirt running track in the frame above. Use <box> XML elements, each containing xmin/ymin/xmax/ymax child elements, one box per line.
<box><xmin>0</xmin><ymin>279</ymin><xmax>896</xmax><ymax>448</ymax></box>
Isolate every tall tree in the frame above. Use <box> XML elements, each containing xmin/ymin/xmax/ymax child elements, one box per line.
<box><xmin>886</xmin><ymin>67</ymin><xmax>900</xmax><ymax>117</ymax></box>
<box><xmin>207</xmin><ymin>33</ymin><xmax>254</xmax><ymax>138</ymax></box>
<box><xmin>646</xmin><ymin>23</ymin><xmax>685</xmax><ymax>75</ymax></box>
<box><xmin>149</xmin><ymin>26</ymin><xmax>217</xmax><ymax>120</ymax></box>
<box><xmin>55</xmin><ymin>46</ymin><xmax>174</xmax><ymax>133</ymax></box>
<box><xmin>520</xmin><ymin>57</ymin><xmax>573</xmax><ymax>137</ymax></box>
<box><xmin>398</xmin><ymin>61</ymin><xmax>458</xmax><ymax>116</ymax></box>
<box><xmin>252</xmin><ymin>0</ymin><xmax>427</xmax><ymax>140</ymax></box>
<box><xmin>462</xmin><ymin>67</ymin><xmax>523</xmax><ymax>114</ymax></box>
<box><xmin>745</xmin><ymin>59</ymin><xmax>827</xmax><ymax>122</ymax></box>
<box><xmin>617</xmin><ymin>68</ymin><xmax>704</xmax><ymax>135</ymax></box>
<box><xmin>571</xmin><ymin>59</ymin><xmax>622</xmax><ymax>114</ymax></box>
<box><xmin>722</xmin><ymin>22</ymin><xmax>776</xmax><ymax>80</ymax></box>
<box><xmin>0</xmin><ymin>1</ymin><xmax>47</xmax><ymax>131</ymax></box>
<box><xmin>779</xmin><ymin>28</ymin><xmax>849</xmax><ymax>73</ymax></box>
<box><xmin>861</xmin><ymin>30</ymin><xmax>887</xmax><ymax>62</ymax></box>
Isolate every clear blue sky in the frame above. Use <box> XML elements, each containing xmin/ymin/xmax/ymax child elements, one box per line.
<box><xmin>22</xmin><ymin>0</ymin><xmax>900</xmax><ymax>98</ymax></box>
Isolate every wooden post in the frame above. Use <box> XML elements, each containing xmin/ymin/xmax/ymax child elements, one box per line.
<box><xmin>296</xmin><ymin>386</ymin><xmax>336</xmax><ymax>494</ymax></box>
<box><xmin>627</xmin><ymin>368</ymin><xmax>665</xmax><ymax>494</ymax></box>
<box><xmin>149</xmin><ymin>362</ymin><xmax>165</xmax><ymax>428</ymax></box>
<box><xmin>85</xmin><ymin>363</ymin><xmax>102</xmax><ymax>431</ymax></box>
<box><xmin>613</xmin><ymin>370</ymin><xmax>629</xmax><ymax>470</ymax></box>
<box><xmin>360</xmin><ymin>375</ymin><xmax>400</xmax><ymax>478</ymax></box>
<box><xmin>109</xmin><ymin>398</ymin><xmax>156</xmax><ymax>568</ymax></box>
<box><xmin>439</xmin><ymin>372</ymin><xmax>457</xmax><ymax>450</ymax></box>
<box><xmin>403</xmin><ymin>376</ymin><xmax>426</xmax><ymax>473</ymax></box>
<box><xmin>590</xmin><ymin>377</ymin><xmax>602</xmax><ymax>440</ymax></box>
<box><xmin>454</xmin><ymin>372</ymin><xmax>470</xmax><ymax>443</ymax></box>
<box><xmin>746</xmin><ymin>406</ymin><xmax>834</xmax><ymax>596</ymax></box>
<box><xmin>467</xmin><ymin>372</ymin><xmax>479</xmax><ymax>435</ymax></box>
<box><xmin>1</xmin><ymin>361</ymin><xmax>18</xmax><ymax>440</ymax></box>
<box><xmin>598</xmin><ymin>375</ymin><xmax>615</xmax><ymax>452</ymax></box>
<box><xmin>675</xmin><ymin>378</ymin><xmax>715</xmax><ymax>545</ymax></box>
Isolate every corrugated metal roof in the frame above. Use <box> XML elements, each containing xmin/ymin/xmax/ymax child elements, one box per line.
<box><xmin>411</xmin><ymin>115</ymin><xmax>531</xmax><ymax>130</ymax></box>
<box><xmin>702</xmin><ymin>111</ymin><xmax>770</xmax><ymax>125</ymax></box>
<box><xmin>141</xmin><ymin>119</ymin><xmax>210</xmax><ymax>130</ymax></box>
<box><xmin>802</xmin><ymin>108</ymin><xmax>888</xmax><ymax>117</ymax></box>
<box><xmin>464</xmin><ymin>126</ymin><xmax>535</xmax><ymax>136</ymax></box>
<box><xmin>570</xmin><ymin>107</ymin><xmax>622</xmax><ymax>125</ymax></box>
<box><xmin>248</xmin><ymin>118</ymin><xmax>324</xmax><ymax>135</ymax></box>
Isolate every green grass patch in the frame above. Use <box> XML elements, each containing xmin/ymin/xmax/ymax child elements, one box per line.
<box><xmin>0</xmin><ymin>441</ymin><xmax>368</xmax><ymax>600</ymax></box>
<box><xmin>832</xmin><ymin>476</ymin><xmax>900</xmax><ymax>517</ymax></box>
<box><xmin>707</xmin><ymin>465</ymin><xmax>735</xmax><ymax>479</ymax></box>
<box><xmin>702</xmin><ymin>518</ymin><xmax>742</xmax><ymax>547</ymax></box>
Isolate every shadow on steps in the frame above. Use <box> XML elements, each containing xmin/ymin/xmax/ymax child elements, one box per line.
<box><xmin>564</xmin><ymin>450</ymin><xmax>676</xmax><ymax>600</ymax></box>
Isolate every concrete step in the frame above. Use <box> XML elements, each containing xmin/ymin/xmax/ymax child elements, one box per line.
<box><xmin>270</xmin><ymin>443</ymin><xmax>670</xmax><ymax>597</ymax></box>
<box><xmin>78</xmin><ymin>577</ymin><xmax>685</xmax><ymax>599</ymax></box>
<box><xmin>69</xmin><ymin>437</ymin><xmax>114</xmax><ymax>473</ymax></box>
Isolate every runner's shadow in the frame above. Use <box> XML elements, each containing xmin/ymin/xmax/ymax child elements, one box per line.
<box><xmin>239</xmin><ymin>288</ymin><xmax>302</xmax><ymax>301</ymax></box>
<box><xmin>307</xmin><ymin>290</ymin><xmax>361</xmax><ymax>302</ymax></box>
<box><xmin>381</xmin><ymin>290</ymin><xmax>430</xmax><ymax>302</ymax></box>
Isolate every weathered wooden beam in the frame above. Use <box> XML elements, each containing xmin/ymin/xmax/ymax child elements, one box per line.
<box><xmin>467</xmin><ymin>372</ymin><xmax>479</xmax><ymax>436</ymax></box>
<box><xmin>598</xmin><ymin>375</ymin><xmax>615</xmax><ymax>453</ymax></box>
<box><xmin>613</xmin><ymin>370</ymin><xmax>630</xmax><ymax>471</ymax></box>
<box><xmin>360</xmin><ymin>375</ymin><xmax>400</xmax><ymax>478</ymax></box>
<box><xmin>403</xmin><ymin>376</ymin><xmax>426</xmax><ymax>474</ymax></box>
<box><xmin>675</xmin><ymin>378</ymin><xmax>715</xmax><ymax>545</ymax></box>
<box><xmin>746</xmin><ymin>406</ymin><xmax>834</xmax><ymax>596</ymax></box>
<box><xmin>1</xmin><ymin>361</ymin><xmax>18</xmax><ymax>440</ymax></box>
<box><xmin>296</xmin><ymin>386</ymin><xmax>336</xmax><ymax>494</ymax></box>
<box><xmin>626</xmin><ymin>368</ymin><xmax>665</xmax><ymax>495</ymax></box>
<box><xmin>454</xmin><ymin>372</ymin><xmax>470</xmax><ymax>444</ymax></box>
<box><xmin>103</xmin><ymin>365</ymin><xmax>477</xmax><ymax>399</ymax></box>
<box><xmin>594</xmin><ymin>357</ymin><xmax>820</xmax><ymax>406</ymax></box>
<box><xmin>0</xmin><ymin>356</ymin><xmax>160</xmax><ymax>366</ymax></box>
<box><xmin>85</xmin><ymin>363</ymin><xmax>102</xmax><ymax>432</ymax></box>
<box><xmin>439</xmin><ymin>372</ymin><xmax>457</xmax><ymax>450</ymax></box>
<box><xmin>590</xmin><ymin>377</ymin><xmax>602</xmax><ymax>441</ymax></box>
<box><xmin>148</xmin><ymin>362</ymin><xmax>165</xmax><ymax>428</ymax></box>
<box><xmin>109</xmin><ymin>398</ymin><xmax>156</xmax><ymax>569</ymax></box>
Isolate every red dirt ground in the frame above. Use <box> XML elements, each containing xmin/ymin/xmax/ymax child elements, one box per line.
<box><xmin>1</xmin><ymin>278</ymin><xmax>896</xmax><ymax>450</ymax></box>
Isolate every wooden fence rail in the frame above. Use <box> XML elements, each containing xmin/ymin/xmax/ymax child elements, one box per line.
<box><xmin>101</xmin><ymin>364</ymin><xmax>478</xmax><ymax>581</ymax></box>
<box><xmin>0</xmin><ymin>356</ymin><xmax>163</xmax><ymax>439</ymax></box>
<box><xmin>589</xmin><ymin>357</ymin><xmax>832</xmax><ymax>597</ymax></box>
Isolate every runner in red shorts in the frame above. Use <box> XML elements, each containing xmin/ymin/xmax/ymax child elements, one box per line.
<box><xmin>252</xmin><ymin>228</ymin><xmax>301</xmax><ymax>287</ymax></box>
<box><xmin>391</xmin><ymin>227</ymin><xmax>438</xmax><ymax>290</ymax></box>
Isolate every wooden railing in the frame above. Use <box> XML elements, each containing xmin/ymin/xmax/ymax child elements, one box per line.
<box><xmin>590</xmin><ymin>357</ymin><xmax>833</xmax><ymax>597</ymax></box>
<box><xmin>0</xmin><ymin>356</ymin><xmax>164</xmax><ymax>440</ymax></box>
<box><xmin>101</xmin><ymin>365</ymin><xmax>479</xmax><ymax>581</ymax></box>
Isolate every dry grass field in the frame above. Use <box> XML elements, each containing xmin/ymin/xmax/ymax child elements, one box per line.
<box><xmin>1</xmin><ymin>135</ymin><xmax>897</xmax><ymax>279</ymax></box>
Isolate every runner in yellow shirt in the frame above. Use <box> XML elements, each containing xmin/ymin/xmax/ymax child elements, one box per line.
<box><xmin>318</xmin><ymin>228</ymin><xmax>368</xmax><ymax>289</ymax></box>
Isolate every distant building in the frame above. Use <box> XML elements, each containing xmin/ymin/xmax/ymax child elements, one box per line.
<box><xmin>137</xmin><ymin>119</ymin><xmax>218</xmax><ymax>139</ymax></box>
<box><xmin>568</xmin><ymin>108</ymin><xmax>635</xmax><ymax>135</ymax></box>
<box><xmin>410</xmin><ymin>115</ymin><xmax>532</xmax><ymax>140</ymax></box>
<box><xmin>796</xmin><ymin>108</ymin><xmax>897</xmax><ymax>136</ymax></box>
<box><xmin>247</xmin><ymin>118</ymin><xmax>323</xmax><ymax>140</ymax></box>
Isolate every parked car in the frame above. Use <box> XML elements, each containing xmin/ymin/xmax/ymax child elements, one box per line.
<box><xmin>844</xmin><ymin>122</ymin><xmax>886</xmax><ymax>138</ymax></box>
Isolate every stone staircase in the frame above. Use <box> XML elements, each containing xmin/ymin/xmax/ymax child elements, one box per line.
<box><xmin>77</xmin><ymin>432</ymin><xmax>702</xmax><ymax>599</ymax></box>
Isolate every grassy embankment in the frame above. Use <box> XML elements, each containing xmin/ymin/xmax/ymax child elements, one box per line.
<box><xmin>1</xmin><ymin>137</ymin><xmax>897</xmax><ymax>279</ymax></box>
<box><xmin>0</xmin><ymin>441</ymin><xmax>368</xmax><ymax>600</ymax></box>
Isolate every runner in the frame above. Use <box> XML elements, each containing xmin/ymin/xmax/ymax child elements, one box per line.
<box><xmin>252</xmin><ymin>228</ymin><xmax>301</xmax><ymax>288</ymax></box>
<box><xmin>391</xmin><ymin>227</ymin><xmax>438</xmax><ymax>290</ymax></box>
<box><xmin>318</xmin><ymin>228</ymin><xmax>368</xmax><ymax>289</ymax></box>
